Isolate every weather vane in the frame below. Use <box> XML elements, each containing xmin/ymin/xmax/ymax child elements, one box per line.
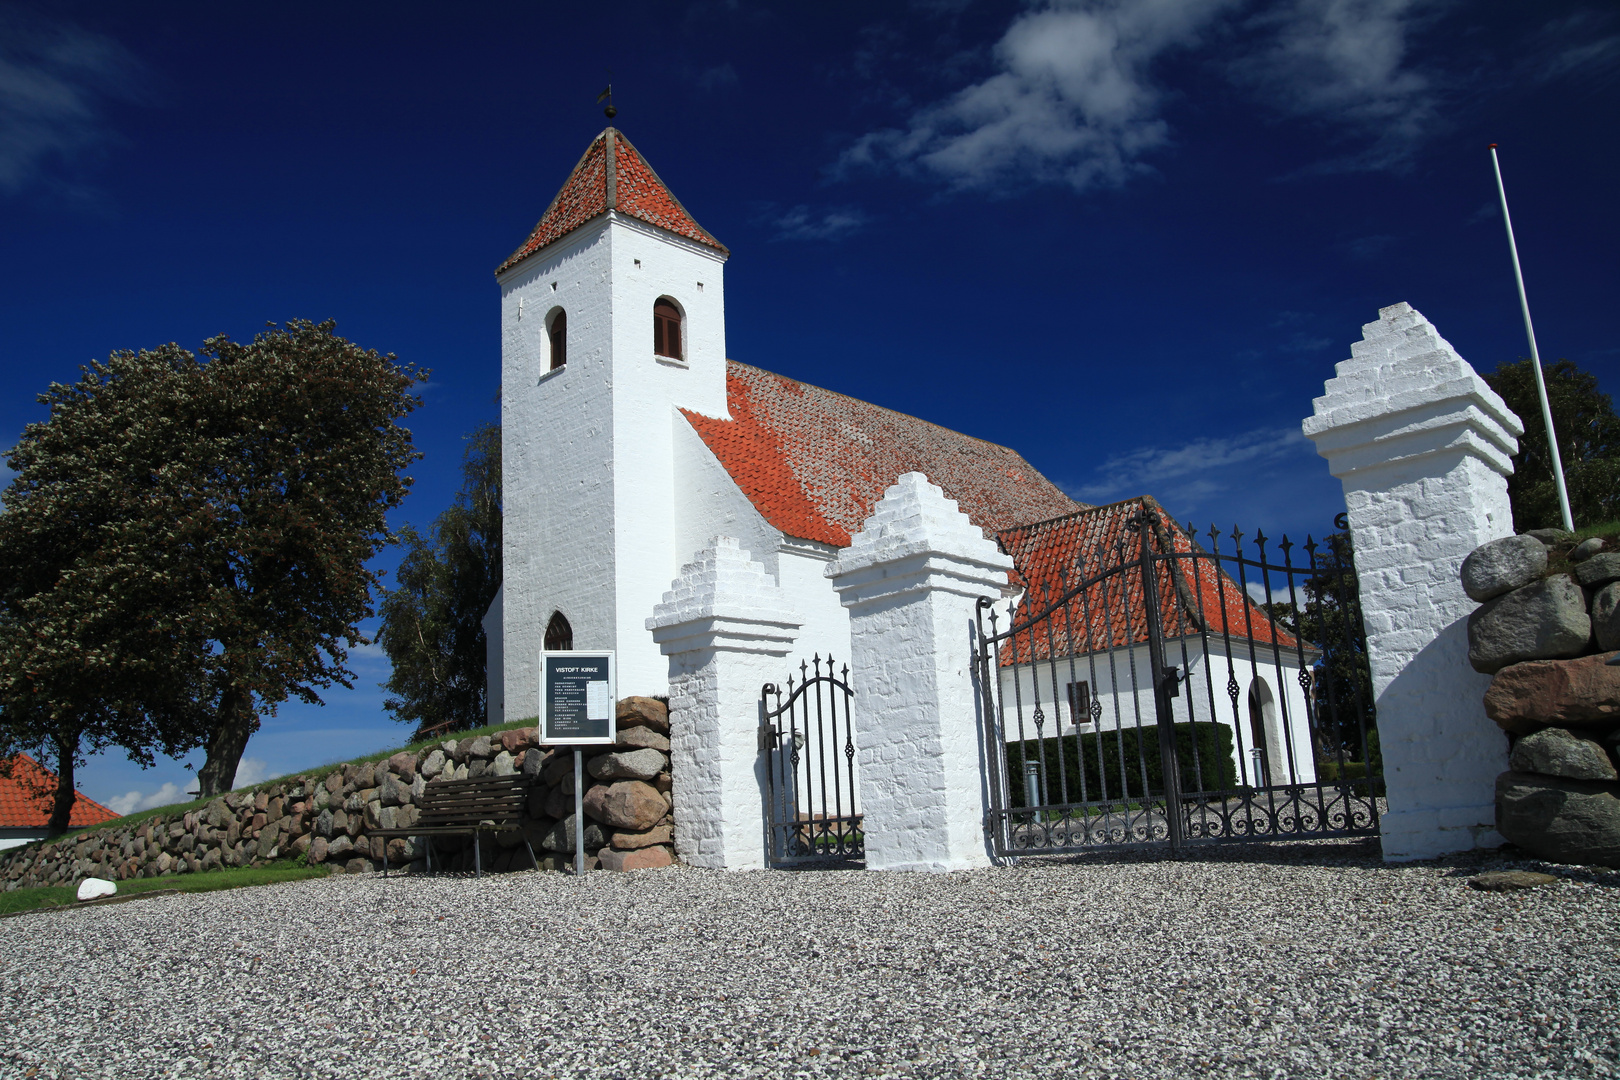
<box><xmin>597</xmin><ymin>77</ymin><xmax>616</xmax><ymax>120</ymax></box>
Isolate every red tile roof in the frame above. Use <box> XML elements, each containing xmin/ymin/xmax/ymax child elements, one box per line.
<box><xmin>0</xmin><ymin>755</ymin><xmax>118</xmax><ymax>830</ymax></box>
<box><xmin>995</xmin><ymin>497</ymin><xmax>1303</xmax><ymax>666</ymax></box>
<box><xmin>681</xmin><ymin>361</ymin><xmax>1084</xmax><ymax>547</ymax></box>
<box><xmin>496</xmin><ymin>128</ymin><xmax>727</xmax><ymax>276</ymax></box>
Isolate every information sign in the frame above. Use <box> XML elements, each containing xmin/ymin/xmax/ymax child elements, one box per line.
<box><xmin>539</xmin><ymin>651</ymin><xmax>617</xmax><ymax>745</ymax></box>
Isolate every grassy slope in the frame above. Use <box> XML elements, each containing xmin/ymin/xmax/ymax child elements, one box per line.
<box><xmin>0</xmin><ymin>863</ymin><xmax>329</xmax><ymax>916</ymax></box>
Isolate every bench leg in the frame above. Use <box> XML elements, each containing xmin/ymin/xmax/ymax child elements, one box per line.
<box><xmin>425</xmin><ymin>836</ymin><xmax>433</xmax><ymax>875</ymax></box>
<box><xmin>383</xmin><ymin>840</ymin><xmax>389</xmax><ymax>878</ymax></box>
<box><xmin>525</xmin><ymin>839</ymin><xmax>539</xmax><ymax>872</ymax></box>
<box><xmin>474</xmin><ymin>830</ymin><xmax>482</xmax><ymax>878</ymax></box>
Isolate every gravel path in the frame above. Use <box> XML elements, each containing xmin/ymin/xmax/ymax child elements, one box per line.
<box><xmin>1</xmin><ymin>840</ymin><xmax>1616</xmax><ymax>1079</ymax></box>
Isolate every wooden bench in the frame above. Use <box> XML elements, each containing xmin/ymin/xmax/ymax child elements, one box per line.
<box><xmin>372</xmin><ymin>772</ymin><xmax>538</xmax><ymax>878</ymax></box>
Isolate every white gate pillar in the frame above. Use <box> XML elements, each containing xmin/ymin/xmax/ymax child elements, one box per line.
<box><xmin>647</xmin><ymin>537</ymin><xmax>800</xmax><ymax>871</ymax></box>
<box><xmin>1303</xmin><ymin>302</ymin><xmax>1524</xmax><ymax>862</ymax></box>
<box><xmin>827</xmin><ymin>473</ymin><xmax>1014</xmax><ymax>872</ymax></box>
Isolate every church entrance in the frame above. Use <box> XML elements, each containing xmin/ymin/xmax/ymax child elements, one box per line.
<box><xmin>974</xmin><ymin>505</ymin><xmax>1381</xmax><ymax>857</ymax></box>
<box><xmin>759</xmin><ymin>655</ymin><xmax>862</xmax><ymax>868</ymax></box>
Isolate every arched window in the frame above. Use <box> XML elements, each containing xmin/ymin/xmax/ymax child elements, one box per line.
<box><xmin>1247</xmin><ymin>680</ymin><xmax>1275</xmax><ymax>787</ymax></box>
<box><xmin>544</xmin><ymin>611</ymin><xmax>573</xmax><ymax>651</ymax></box>
<box><xmin>653</xmin><ymin>298</ymin><xmax>682</xmax><ymax>361</ymax></box>
<box><xmin>548</xmin><ymin>310</ymin><xmax>567</xmax><ymax>371</ymax></box>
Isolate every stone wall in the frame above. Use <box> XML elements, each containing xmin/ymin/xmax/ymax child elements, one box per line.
<box><xmin>0</xmin><ymin>698</ymin><xmax>676</xmax><ymax>890</ymax></box>
<box><xmin>1464</xmin><ymin>532</ymin><xmax>1620</xmax><ymax>867</ymax></box>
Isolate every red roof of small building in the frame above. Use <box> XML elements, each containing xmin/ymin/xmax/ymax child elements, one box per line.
<box><xmin>496</xmin><ymin>127</ymin><xmax>727</xmax><ymax>276</ymax></box>
<box><xmin>681</xmin><ymin>361</ymin><xmax>1084</xmax><ymax>547</ymax></box>
<box><xmin>995</xmin><ymin>497</ymin><xmax>1303</xmax><ymax>665</ymax></box>
<box><xmin>0</xmin><ymin>755</ymin><xmax>118</xmax><ymax>830</ymax></box>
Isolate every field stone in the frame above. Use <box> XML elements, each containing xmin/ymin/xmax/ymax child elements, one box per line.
<box><xmin>467</xmin><ymin>759</ymin><xmax>489</xmax><ymax>781</ymax></box>
<box><xmin>539</xmin><ymin>814</ymin><xmax>606</xmax><ymax>853</ymax></box>
<box><xmin>598</xmin><ymin>845</ymin><xmax>674</xmax><ymax>872</ymax></box>
<box><xmin>1468</xmin><ymin>870</ymin><xmax>1560</xmax><ymax>891</ymax></box>
<box><xmin>1590</xmin><ymin>582</ymin><xmax>1620</xmax><ymax>652</ymax></box>
<box><xmin>387</xmin><ymin>751</ymin><xmax>417</xmax><ymax>781</ymax></box>
<box><xmin>588</xmin><ymin>748</ymin><xmax>667</xmax><ymax>782</ymax></box>
<box><xmin>420</xmin><ymin>749</ymin><xmax>445</xmax><ymax>780</ymax></box>
<box><xmin>1468</xmin><ymin>576</ymin><xmax>1591</xmax><ymax>674</ymax></box>
<box><xmin>1510</xmin><ymin>727</ymin><xmax>1618</xmax><ymax>781</ymax></box>
<box><xmin>522</xmin><ymin>748</ymin><xmax>547</xmax><ymax>781</ymax></box>
<box><xmin>500</xmin><ymin>727</ymin><xmax>539</xmax><ymax>755</ymax></box>
<box><xmin>616</xmin><ymin>696</ymin><xmax>670</xmax><ymax>734</ymax></box>
<box><xmin>609</xmin><ymin>825</ymin><xmax>672</xmax><ymax>850</ymax></box>
<box><xmin>1571</xmin><ymin>537</ymin><xmax>1606</xmax><ymax>563</ymax></box>
<box><xmin>615</xmin><ymin>726</ymin><xmax>671</xmax><ymax>753</ymax></box>
<box><xmin>345</xmin><ymin>858</ymin><xmax>375</xmax><ymax>875</ymax></box>
<box><xmin>540</xmin><ymin>754</ymin><xmax>573</xmax><ymax>787</ymax></box>
<box><xmin>467</xmin><ymin>736</ymin><xmax>495</xmax><ymax>761</ymax></box>
<box><xmin>379</xmin><ymin>776</ymin><xmax>411</xmax><ymax>807</ymax></box>
<box><xmin>1574</xmin><ymin>553</ymin><xmax>1620</xmax><ymax>589</ymax></box>
<box><xmin>1461</xmin><ymin>534</ymin><xmax>1548</xmax><ymax>602</ymax></box>
<box><xmin>490</xmin><ymin>751</ymin><xmax>515</xmax><ymax>777</ymax></box>
<box><xmin>314</xmin><ymin>809</ymin><xmax>334</xmax><ymax>839</ymax></box>
<box><xmin>1485</xmin><ymin>653</ymin><xmax>1620</xmax><ymax>732</ymax></box>
<box><xmin>543</xmin><ymin>786</ymin><xmax>573</xmax><ymax>820</ymax></box>
<box><xmin>1496</xmin><ymin>771</ymin><xmax>1620</xmax><ymax>867</ymax></box>
<box><xmin>1528</xmin><ymin>527</ymin><xmax>1574</xmax><ymax>547</ymax></box>
<box><xmin>583</xmin><ymin>780</ymin><xmax>665</xmax><ymax>832</ymax></box>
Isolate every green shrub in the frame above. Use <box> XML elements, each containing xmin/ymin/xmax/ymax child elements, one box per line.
<box><xmin>1317</xmin><ymin>759</ymin><xmax>1368</xmax><ymax>782</ymax></box>
<box><xmin>1006</xmin><ymin>721</ymin><xmax>1237</xmax><ymax>806</ymax></box>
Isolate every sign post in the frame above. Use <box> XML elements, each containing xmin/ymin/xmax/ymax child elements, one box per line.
<box><xmin>539</xmin><ymin>651</ymin><xmax>616</xmax><ymax>875</ymax></box>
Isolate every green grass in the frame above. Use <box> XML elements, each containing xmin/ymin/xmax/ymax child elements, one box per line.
<box><xmin>1545</xmin><ymin>521</ymin><xmax>1620</xmax><ymax>579</ymax></box>
<box><xmin>0</xmin><ymin>862</ymin><xmax>329</xmax><ymax>916</ymax></box>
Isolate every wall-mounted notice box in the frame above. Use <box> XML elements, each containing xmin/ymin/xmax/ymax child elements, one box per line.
<box><xmin>539</xmin><ymin>651</ymin><xmax>617</xmax><ymax>746</ymax></box>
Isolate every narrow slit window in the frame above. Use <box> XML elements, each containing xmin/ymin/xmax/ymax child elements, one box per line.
<box><xmin>1067</xmin><ymin>681</ymin><xmax>1092</xmax><ymax>726</ymax></box>
<box><xmin>548</xmin><ymin>311</ymin><xmax>567</xmax><ymax>371</ymax></box>
<box><xmin>653</xmin><ymin>298</ymin><xmax>682</xmax><ymax>361</ymax></box>
<box><xmin>544</xmin><ymin>611</ymin><xmax>573</xmax><ymax>651</ymax></box>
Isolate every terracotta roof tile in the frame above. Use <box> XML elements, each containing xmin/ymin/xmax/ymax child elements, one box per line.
<box><xmin>681</xmin><ymin>361</ymin><xmax>1084</xmax><ymax>546</ymax></box>
<box><xmin>496</xmin><ymin>128</ymin><xmax>726</xmax><ymax>276</ymax></box>
<box><xmin>996</xmin><ymin>498</ymin><xmax>1302</xmax><ymax>665</ymax></box>
<box><xmin>0</xmin><ymin>754</ymin><xmax>118</xmax><ymax>830</ymax></box>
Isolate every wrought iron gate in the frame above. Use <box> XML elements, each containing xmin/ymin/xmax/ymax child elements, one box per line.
<box><xmin>976</xmin><ymin>503</ymin><xmax>1381</xmax><ymax>856</ymax></box>
<box><xmin>759</xmin><ymin>655</ymin><xmax>862</xmax><ymax>867</ymax></box>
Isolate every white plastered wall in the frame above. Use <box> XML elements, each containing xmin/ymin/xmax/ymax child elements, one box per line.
<box><xmin>499</xmin><ymin>212</ymin><xmax>729</xmax><ymax>717</ymax></box>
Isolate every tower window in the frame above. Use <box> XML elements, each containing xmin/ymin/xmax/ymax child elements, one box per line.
<box><xmin>654</xmin><ymin>298</ymin><xmax>683</xmax><ymax>361</ymax></box>
<box><xmin>548</xmin><ymin>310</ymin><xmax>567</xmax><ymax>371</ymax></box>
<box><xmin>545</xmin><ymin>611</ymin><xmax>573</xmax><ymax>651</ymax></box>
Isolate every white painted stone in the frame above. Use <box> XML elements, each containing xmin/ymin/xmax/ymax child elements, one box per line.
<box><xmin>828</xmin><ymin>473</ymin><xmax>1015</xmax><ymax>872</ymax></box>
<box><xmin>1303</xmin><ymin>302</ymin><xmax>1524</xmax><ymax>862</ymax></box>
<box><xmin>76</xmin><ymin>877</ymin><xmax>116</xmax><ymax>901</ymax></box>
<box><xmin>647</xmin><ymin>537</ymin><xmax>801</xmax><ymax>870</ymax></box>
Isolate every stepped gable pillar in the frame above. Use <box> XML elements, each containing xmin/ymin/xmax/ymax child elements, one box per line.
<box><xmin>647</xmin><ymin>537</ymin><xmax>800</xmax><ymax>870</ymax></box>
<box><xmin>827</xmin><ymin>472</ymin><xmax>1014</xmax><ymax>872</ymax></box>
<box><xmin>1303</xmin><ymin>302</ymin><xmax>1524</xmax><ymax>862</ymax></box>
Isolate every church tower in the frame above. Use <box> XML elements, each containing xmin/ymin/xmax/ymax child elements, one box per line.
<box><xmin>495</xmin><ymin>128</ymin><xmax>730</xmax><ymax>715</ymax></box>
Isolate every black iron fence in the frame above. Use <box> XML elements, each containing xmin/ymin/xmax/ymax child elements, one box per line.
<box><xmin>759</xmin><ymin>655</ymin><xmax>862</xmax><ymax>867</ymax></box>
<box><xmin>977</xmin><ymin>503</ymin><xmax>1381</xmax><ymax>856</ymax></box>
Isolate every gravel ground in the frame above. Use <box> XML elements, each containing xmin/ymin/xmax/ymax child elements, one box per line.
<box><xmin>0</xmin><ymin>840</ymin><xmax>1616</xmax><ymax>1080</ymax></box>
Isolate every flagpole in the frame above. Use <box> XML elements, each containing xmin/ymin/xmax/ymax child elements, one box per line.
<box><xmin>1489</xmin><ymin>143</ymin><xmax>1574</xmax><ymax>533</ymax></box>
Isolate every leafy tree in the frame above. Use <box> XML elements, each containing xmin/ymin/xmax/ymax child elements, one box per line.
<box><xmin>1482</xmin><ymin>358</ymin><xmax>1620</xmax><ymax>530</ymax></box>
<box><xmin>0</xmin><ymin>321</ymin><xmax>425</xmax><ymax>805</ymax></box>
<box><xmin>0</xmin><ymin>347</ymin><xmax>222</xmax><ymax>832</ymax></box>
<box><xmin>377</xmin><ymin>423</ymin><xmax>501</xmax><ymax>740</ymax></box>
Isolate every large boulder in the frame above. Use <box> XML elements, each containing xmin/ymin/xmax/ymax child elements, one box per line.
<box><xmin>609</xmin><ymin>825</ymin><xmax>673</xmax><ymax>850</ymax></box>
<box><xmin>490</xmin><ymin>751</ymin><xmax>516</xmax><ymax>777</ymax></box>
<box><xmin>616</xmin><ymin>697</ymin><xmax>670</xmax><ymax>735</ymax></box>
<box><xmin>1574</xmin><ymin>553</ymin><xmax>1620</xmax><ymax>589</ymax></box>
<box><xmin>539</xmin><ymin>814</ymin><xmax>605</xmax><ymax>853</ymax></box>
<box><xmin>583</xmin><ymin>780</ymin><xmax>665</xmax><ymax>831</ymax></box>
<box><xmin>1591</xmin><ymin>583</ymin><xmax>1620</xmax><ymax>652</ymax></box>
<box><xmin>615</xmin><ymin>726</ymin><xmax>671</xmax><ymax>753</ymax></box>
<box><xmin>1461</xmin><ymin>535</ymin><xmax>1548</xmax><ymax>602</ymax></box>
<box><xmin>1468</xmin><ymin>576</ymin><xmax>1591</xmax><ymax>674</ymax></box>
<box><xmin>419</xmin><ymin>749</ymin><xmax>446</xmax><ymax>780</ymax></box>
<box><xmin>1483</xmin><ymin>654</ymin><xmax>1620</xmax><ymax>733</ymax></box>
<box><xmin>587</xmin><ymin>748</ymin><xmax>668</xmax><ymax>782</ymax></box>
<box><xmin>1510</xmin><ymin>727</ymin><xmax>1618</xmax><ymax>781</ymax></box>
<box><xmin>500</xmin><ymin>727</ymin><xmax>539</xmax><ymax>755</ymax></box>
<box><xmin>1496</xmin><ymin>771</ymin><xmax>1620</xmax><ymax>867</ymax></box>
<box><xmin>1572</xmin><ymin>537</ymin><xmax>1607</xmax><ymax>563</ymax></box>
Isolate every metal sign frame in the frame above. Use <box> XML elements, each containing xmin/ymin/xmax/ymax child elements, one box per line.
<box><xmin>539</xmin><ymin>650</ymin><xmax>617</xmax><ymax>747</ymax></box>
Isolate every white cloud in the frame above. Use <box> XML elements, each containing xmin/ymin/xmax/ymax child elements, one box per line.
<box><xmin>1074</xmin><ymin>425</ymin><xmax>1311</xmax><ymax>505</ymax></box>
<box><xmin>1229</xmin><ymin>0</ymin><xmax>1438</xmax><ymax>171</ymax></box>
<box><xmin>770</xmin><ymin>204</ymin><xmax>871</xmax><ymax>241</ymax></box>
<box><xmin>0</xmin><ymin>9</ymin><xmax>146</xmax><ymax>195</ymax></box>
<box><xmin>696</xmin><ymin>62</ymin><xmax>739</xmax><ymax>91</ymax></box>
<box><xmin>106</xmin><ymin>781</ymin><xmax>187</xmax><ymax>817</ymax></box>
<box><xmin>837</xmin><ymin>0</ymin><xmax>1239</xmax><ymax>193</ymax></box>
<box><xmin>1522</xmin><ymin>11</ymin><xmax>1620</xmax><ymax>84</ymax></box>
<box><xmin>231</xmin><ymin>757</ymin><xmax>269</xmax><ymax>788</ymax></box>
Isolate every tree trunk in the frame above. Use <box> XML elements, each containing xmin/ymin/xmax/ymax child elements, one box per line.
<box><xmin>197</xmin><ymin>686</ymin><xmax>257</xmax><ymax>798</ymax></box>
<box><xmin>45</xmin><ymin>731</ymin><xmax>77</xmax><ymax>838</ymax></box>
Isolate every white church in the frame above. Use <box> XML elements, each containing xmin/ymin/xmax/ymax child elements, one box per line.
<box><xmin>480</xmin><ymin>126</ymin><xmax>1308</xmax><ymax>793</ymax></box>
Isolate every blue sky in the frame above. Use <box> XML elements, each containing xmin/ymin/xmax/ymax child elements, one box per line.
<box><xmin>1</xmin><ymin>1</ymin><xmax>1616</xmax><ymax>810</ymax></box>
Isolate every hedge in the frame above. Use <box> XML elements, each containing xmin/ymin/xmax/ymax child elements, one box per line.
<box><xmin>1005</xmin><ymin>721</ymin><xmax>1237</xmax><ymax>806</ymax></box>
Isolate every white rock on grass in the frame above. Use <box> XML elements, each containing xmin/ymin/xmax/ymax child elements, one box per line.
<box><xmin>75</xmin><ymin>878</ymin><xmax>116</xmax><ymax>902</ymax></box>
